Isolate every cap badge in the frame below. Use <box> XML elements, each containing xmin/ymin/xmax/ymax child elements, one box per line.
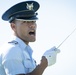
<box><xmin>26</xmin><ymin>3</ymin><xmax>34</xmax><ymax>10</ymax></box>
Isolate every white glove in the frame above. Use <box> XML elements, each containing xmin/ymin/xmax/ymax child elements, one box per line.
<box><xmin>43</xmin><ymin>46</ymin><xmax>60</xmax><ymax>66</ymax></box>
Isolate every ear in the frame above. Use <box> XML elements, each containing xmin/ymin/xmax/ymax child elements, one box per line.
<box><xmin>10</xmin><ymin>23</ymin><xmax>16</xmax><ymax>31</ymax></box>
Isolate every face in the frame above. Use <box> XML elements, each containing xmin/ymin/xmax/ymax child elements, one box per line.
<box><xmin>11</xmin><ymin>20</ymin><xmax>37</xmax><ymax>44</ymax></box>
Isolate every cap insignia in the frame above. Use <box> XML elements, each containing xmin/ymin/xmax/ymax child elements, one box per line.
<box><xmin>26</xmin><ymin>3</ymin><xmax>34</xmax><ymax>10</ymax></box>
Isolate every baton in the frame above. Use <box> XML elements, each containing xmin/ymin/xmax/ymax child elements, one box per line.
<box><xmin>57</xmin><ymin>27</ymin><xmax>76</xmax><ymax>48</ymax></box>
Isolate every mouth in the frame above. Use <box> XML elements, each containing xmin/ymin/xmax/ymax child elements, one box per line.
<box><xmin>29</xmin><ymin>30</ymin><xmax>35</xmax><ymax>36</ymax></box>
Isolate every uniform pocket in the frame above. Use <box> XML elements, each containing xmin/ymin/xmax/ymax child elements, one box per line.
<box><xmin>23</xmin><ymin>59</ymin><xmax>33</xmax><ymax>68</ymax></box>
<box><xmin>23</xmin><ymin>58</ymin><xmax>36</xmax><ymax>73</ymax></box>
<box><xmin>22</xmin><ymin>50</ymin><xmax>36</xmax><ymax>72</ymax></box>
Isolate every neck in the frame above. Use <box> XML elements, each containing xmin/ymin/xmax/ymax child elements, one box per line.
<box><xmin>25</xmin><ymin>41</ymin><xmax>29</xmax><ymax>45</ymax></box>
<box><xmin>14</xmin><ymin>34</ymin><xmax>29</xmax><ymax>45</ymax></box>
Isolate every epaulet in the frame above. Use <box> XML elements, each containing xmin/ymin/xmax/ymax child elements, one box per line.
<box><xmin>8</xmin><ymin>40</ymin><xmax>18</xmax><ymax>45</ymax></box>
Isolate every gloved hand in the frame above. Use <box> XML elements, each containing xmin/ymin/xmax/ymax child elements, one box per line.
<box><xmin>43</xmin><ymin>46</ymin><xmax>60</xmax><ymax>66</ymax></box>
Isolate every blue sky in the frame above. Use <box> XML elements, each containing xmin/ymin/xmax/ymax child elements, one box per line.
<box><xmin>0</xmin><ymin>0</ymin><xmax>76</xmax><ymax>75</ymax></box>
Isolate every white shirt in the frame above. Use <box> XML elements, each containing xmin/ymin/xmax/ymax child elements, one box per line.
<box><xmin>0</xmin><ymin>36</ymin><xmax>36</xmax><ymax>75</ymax></box>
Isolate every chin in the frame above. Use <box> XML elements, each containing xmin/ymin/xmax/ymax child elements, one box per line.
<box><xmin>30</xmin><ymin>39</ymin><xmax>36</xmax><ymax>42</ymax></box>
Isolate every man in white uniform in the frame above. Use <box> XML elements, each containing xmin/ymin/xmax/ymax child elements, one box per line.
<box><xmin>0</xmin><ymin>0</ymin><xmax>60</xmax><ymax>75</ymax></box>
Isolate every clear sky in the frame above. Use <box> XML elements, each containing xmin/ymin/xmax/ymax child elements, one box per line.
<box><xmin>0</xmin><ymin>0</ymin><xmax>76</xmax><ymax>75</ymax></box>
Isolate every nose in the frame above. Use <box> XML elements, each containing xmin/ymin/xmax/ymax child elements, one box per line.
<box><xmin>29</xmin><ymin>24</ymin><xmax>37</xmax><ymax>29</ymax></box>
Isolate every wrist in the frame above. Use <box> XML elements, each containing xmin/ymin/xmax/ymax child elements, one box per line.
<box><xmin>40</xmin><ymin>56</ymin><xmax>48</xmax><ymax>68</ymax></box>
